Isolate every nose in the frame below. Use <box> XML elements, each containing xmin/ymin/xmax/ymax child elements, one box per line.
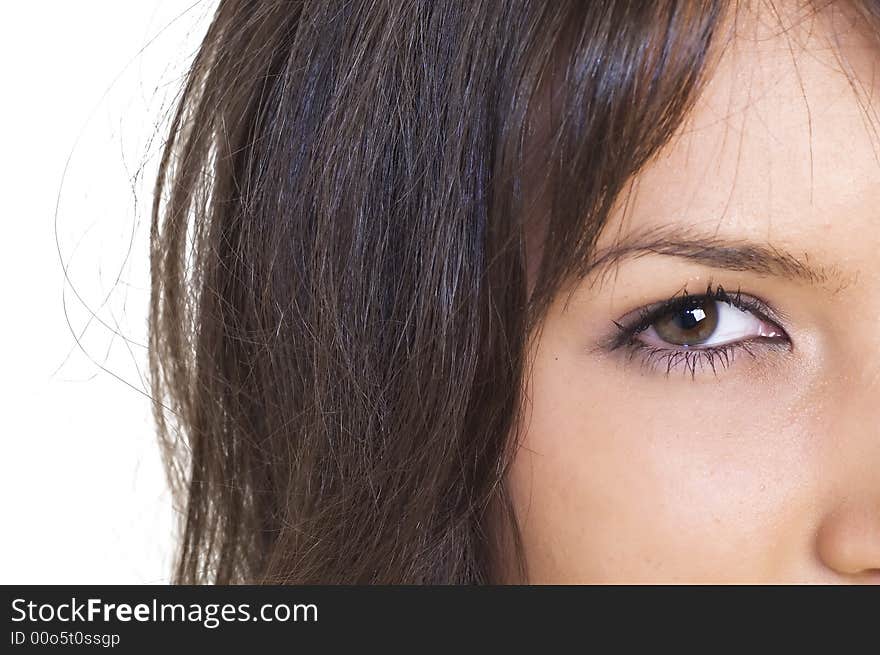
<box><xmin>812</xmin><ymin>334</ymin><xmax>880</xmax><ymax>580</ymax></box>
<box><xmin>816</xmin><ymin>500</ymin><xmax>880</xmax><ymax>579</ymax></box>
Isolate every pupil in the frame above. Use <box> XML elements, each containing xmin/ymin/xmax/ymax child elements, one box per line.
<box><xmin>676</xmin><ymin>306</ymin><xmax>707</xmax><ymax>331</ymax></box>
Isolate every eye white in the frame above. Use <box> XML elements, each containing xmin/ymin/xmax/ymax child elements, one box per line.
<box><xmin>638</xmin><ymin>301</ymin><xmax>783</xmax><ymax>349</ymax></box>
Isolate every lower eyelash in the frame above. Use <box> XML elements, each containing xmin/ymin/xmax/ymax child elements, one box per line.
<box><xmin>621</xmin><ymin>339</ymin><xmax>785</xmax><ymax>379</ymax></box>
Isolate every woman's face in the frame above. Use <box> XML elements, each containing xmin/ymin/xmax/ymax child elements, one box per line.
<box><xmin>507</xmin><ymin>4</ymin><xmax>880</xmax><ymax>582</ymax></box>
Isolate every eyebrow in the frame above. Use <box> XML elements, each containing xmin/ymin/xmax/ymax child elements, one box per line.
<box><xmin>584</xmin><ymin>226</ymin><xmax>853</xmax><ymax>290</ymax></box>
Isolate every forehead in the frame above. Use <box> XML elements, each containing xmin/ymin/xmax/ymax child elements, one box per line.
<box><xmin>598</xmin><ymin>1</ymin><xmax>880</xmax><ymax>275</ymax></box>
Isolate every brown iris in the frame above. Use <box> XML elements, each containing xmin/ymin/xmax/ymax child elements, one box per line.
<box><xmin>653</xmin><ymin>300</ymin><xmax>719</xmax><ymax>346</ymax></box>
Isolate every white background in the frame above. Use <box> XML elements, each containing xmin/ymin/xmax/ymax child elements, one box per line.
<box><xmin>0</xmin><ymin>1</ymin><xmax>218</xmax><ymax>583</ymax></box>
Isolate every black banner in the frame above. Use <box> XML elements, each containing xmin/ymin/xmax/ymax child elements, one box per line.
<box><xmin>1</xmin><ymin>586</ymin><xmax>874</xmax><ymax>651</ymax></box>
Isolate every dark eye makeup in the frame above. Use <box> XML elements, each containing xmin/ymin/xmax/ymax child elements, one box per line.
<box><xmin>604</xmin><ymin>283</ymin><xmax>791</xmax><ymax>378</ymax></box>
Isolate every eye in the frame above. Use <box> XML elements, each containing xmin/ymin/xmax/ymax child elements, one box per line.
<box><xmin>637</xmin><ymin>298</ymin><xmax>784</xmax><ymax>349</ymax></box>
<box><xmin>604</xmin><ymin>286</ymin><xmax>791</xmax><ymax>378</ymax></box>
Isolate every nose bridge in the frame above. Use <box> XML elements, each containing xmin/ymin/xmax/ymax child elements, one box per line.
<box><xmin>828</xmin><ymin>287</ymin><xmax>880</xmax><ymax>442</ymax></box>
<box><xmin>830</xmin><ymin>354</ymin><xmax>880</xmax><ymax>484</ymax></box>
<box><xmin>856</xmin><ymin>326</ymin><xmax>880</xmax><ymax>396</ymax></box>
<box><xmin>860</xmin><ymin>267</ymin><xmax>880</xmax><ymax>393</ymax></box>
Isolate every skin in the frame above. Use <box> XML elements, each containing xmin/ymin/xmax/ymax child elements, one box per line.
<box><xmin>506</xmin><ymin>2</ymin><xmax>880</xmax><ymax>583</ymax></box>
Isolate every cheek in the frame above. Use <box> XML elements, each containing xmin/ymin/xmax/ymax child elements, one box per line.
<box><xmin>507</xmin><ymin>330</ymin><xmax>822</xmax><ymax>583</ymax></box>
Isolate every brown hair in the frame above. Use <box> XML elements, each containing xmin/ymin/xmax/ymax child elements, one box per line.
<box><xmin>148</xmin><ymin>0</ymin><xmax>798</xmax><ymax>583</ymax></box>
